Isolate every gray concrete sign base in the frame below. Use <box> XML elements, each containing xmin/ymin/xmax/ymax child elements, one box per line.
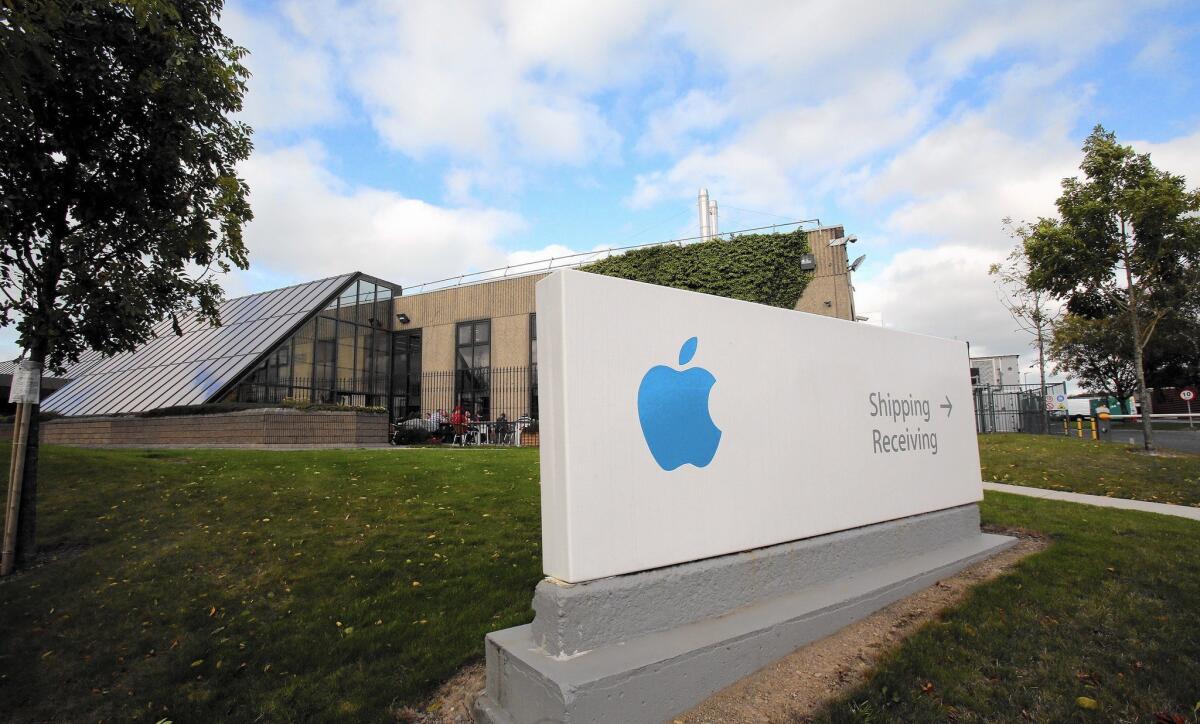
<box><xmin>474</xmin><ymin>504</ymin><xmax>1014</xmax><ymax>724</ymax></box>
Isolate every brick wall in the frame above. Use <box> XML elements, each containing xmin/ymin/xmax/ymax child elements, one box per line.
<box><xmin>0</xmin><ymin>408</ymin><xmax>388</xmax><ymax>447</ymax></box>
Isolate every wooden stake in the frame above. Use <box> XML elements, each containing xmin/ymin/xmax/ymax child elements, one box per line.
<box><xmin>2</xmin><ymin>402</ymin><xmax>31</xmax><ymax>576</ymax></box>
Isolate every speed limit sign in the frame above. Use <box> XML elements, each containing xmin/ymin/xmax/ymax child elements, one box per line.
<box><xmin>1182</xmin><ymin>389</ymin><xmax>1195</xmax><ymax>401</ymax></box>
<box><xmin>1183</xmin><ymin>388</ymin><xmax>1196</xmax><ymax>429</ymax></box>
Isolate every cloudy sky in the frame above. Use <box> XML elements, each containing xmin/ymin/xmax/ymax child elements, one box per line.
<box><xmin>7</xmin><ymin>0</ymin><xmax>1200</xmax><ymax>381</ymax></box>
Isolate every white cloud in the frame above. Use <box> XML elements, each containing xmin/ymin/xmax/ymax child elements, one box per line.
<box><xmin>637</xmin><ymin>90</ymin><xmax>732</xmax><ymax>156</ymax></box>
<box><xmin>865</xmin><ymin>114</ymin><xmax>1080</xmax><ymax>248</ymax></box>
<box><xmin>237</xmin><ymin>142</ymin><xmax>526</xmax><ymax>287</ymax></box>
<box><xmin>443</xmin><ymin>165</ymin><xmax>525</xmax><ymax>206</ymax></box>
<box><xmin>222</xmin><ymin>6</ymin><xmax>343</xmax><ymax>131</ymax></box>
<box><xmin>271</xmin><ymin>0</ymin><xmax>642</xmax><ymax>163</ymax></box>
<box><xmin>853</xmin><ymin>243</ymin><xmax>1077</xmax><ymax>388</ymax></box>
<box><xmin>1134</xmin><ymin>129</ymin><xmax>1200</xmax><ymax>186</ymax></box>
<box><xmin>924</xmin><ymin>0</ymin><xmax>1131</xmax><ymax>78</ymax></box>
<box><xmin>853</xmin><ymin>245</ymin><xmax>1015</xmax><ymax>355</ymax></box>
<box><xmin>663</xmin><ymin>0</ymin><xmax>964</xmax><ymax>93</ymax></box>
<box><xmin>629</xmin><ymin>71</ymin><xmax>935</xmax><ymax>211</ymax></box>
<box><xmin>1132</xmin><ymin>26</ymin><xmax>1194</xmax><ymax>71</ymax></box>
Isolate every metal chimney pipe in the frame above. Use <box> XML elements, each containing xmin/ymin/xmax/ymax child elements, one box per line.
<box><xmin>709</xmin><ymin>199</ymin><xmax>718</xmax><ymax>240</ymax></box>
<box><xmin>698</xmin><ymin>188</ymin><xmax>711</xmax><ymax>241</ymax></box>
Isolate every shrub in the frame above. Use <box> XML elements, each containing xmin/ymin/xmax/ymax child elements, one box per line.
<box><xmin>278</xmin><ymin>399</ymin><xmax>386</xmax><ymax>414</ymax></box>
<box><xmin>583</xmin><ymin>228</ymin><xmax>811</xmax><ymax>309</ymax></box>
<box><xmin>393</xmin><ymin>426</ymin><xmax>431</xmax><ymax>446</ymax></box>
<box><xmin>136</xmin><ymin>402</ymin><xmax>273</xmax><ymax>418</ymax></box>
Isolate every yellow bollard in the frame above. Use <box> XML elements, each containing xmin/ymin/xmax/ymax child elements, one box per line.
<box><xmin>1076</xmin><ymin>418</ymin><xmax>1083</xmax><ymax>438</ymax></box>
<box><xmin>1090</xmin><ymin>418</ymin><xmax>1098</xmax><ymax>440</ymax></box>
<box><xmin>1063</xmin><ymin>418</ymin><xmax>1068</xmax><ymax>436</ymax></box>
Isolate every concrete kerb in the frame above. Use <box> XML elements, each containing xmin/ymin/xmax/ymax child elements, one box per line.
<box><xmin>476</xmin><ymin>504</ymin><xmax>1015</xmax><ymax>724</ymax></box>
<box><xmin>983</xmin><ymin>481</ymin><xmax>1200</xmax><ymax>521</ymax></box>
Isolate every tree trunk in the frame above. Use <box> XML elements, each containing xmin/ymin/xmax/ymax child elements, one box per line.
<box><xmin>1129</xmin><ymin>317</ymin><xmax>1155</xmax><ymax>451</ymax></box>
<box><xmin>1036</xmin><ymin>317</ymin><xmax>1049</xmax><ymax>434</ymax></box>
<box><xmin>15</xmin><ymin>343</ymin><xmax>44</xmax><ymax>565</ymax></box>
<box><xmin>1122</xmin><ymin>221</ymin><xmax>1155</xmax><ymax>452</ymax></box>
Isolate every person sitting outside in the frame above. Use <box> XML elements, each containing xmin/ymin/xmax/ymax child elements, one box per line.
<box><xmin>450</xmin><ymin>405</ymin><xmax>468</xmax><ymax>445</ymax></box>
<box><xmin>495</xmin><ymin>412</ymin><xmax>512</xmax><ymax>445</ymax></box>
<box><xmin>427</xmin><ymin>408</ymin><xmax>448</xmax><ymax>442</ymax></box>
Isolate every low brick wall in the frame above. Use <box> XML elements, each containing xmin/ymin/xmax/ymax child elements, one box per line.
<box><xmin>1</xmin><ymin>408</ymin><xmax>388</xmax><ymax>448</ymax></box>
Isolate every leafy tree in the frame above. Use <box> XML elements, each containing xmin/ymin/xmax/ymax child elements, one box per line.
<box><xmin>1023</xmin><ymin>126</ymin><xmax>1200</xmax><ymax>451</ymax></box>
<box><xmin>0</xmin><ymin>0</ymin><xmax>252</xmax><ymax>566</ymax></box>
<box><xmin>990</xmin><ymin>223</ymin><xmax>1063</xmax><ymax>432</ymax></box>
<box><xmin>1049</xmin><ymin>313</ymin><xmax>1137</xmax><ymax>412</ymax></box>
<box><xmin>1143</xmin><ymin>300</ymin><xmax>1200</xmax><ymax>392</ymax></box>
<box><xmin>1050</xmin><ymin>287</ymin><xmax>1197</xmax><ymax>413</ymax></box>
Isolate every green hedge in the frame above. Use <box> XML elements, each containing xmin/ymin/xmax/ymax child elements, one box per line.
<box><xmin>136</xmin><ymin>400</ymin><xmax>386</xmax><ymax>418</ymax></box>
<box><xmin>583</xmin><ymin>228</ymin><xmax>811</xmax><ymax>308</ymax></box>
<box><xmin>0</xmin><ymin>411</ymin><xmax>63</xmax><ymax>424</ymax></box>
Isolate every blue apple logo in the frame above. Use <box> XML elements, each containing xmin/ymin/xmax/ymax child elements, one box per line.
<box><xmin>637</xmin><ymin>336</ymin><xmax>722</xmax><ymax>471</ymax></box>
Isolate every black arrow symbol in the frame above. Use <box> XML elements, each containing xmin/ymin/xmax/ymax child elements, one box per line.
<box><xmin>940</xmin><ymin>396</ymin><xmax>953</xmax><ymax>417</ymax></box>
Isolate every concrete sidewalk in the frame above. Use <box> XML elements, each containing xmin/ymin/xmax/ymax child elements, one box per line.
<box><xmin>984</xmin><ymin>482</ymin><xmax>1200</xmax><ymax>522</ymax></box>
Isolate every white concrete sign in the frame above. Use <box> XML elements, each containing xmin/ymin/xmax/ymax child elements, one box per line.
<box><xmin>537</xmin><ymin>270</ymin><xmax>982</xmax><ymax>583</ymax></box>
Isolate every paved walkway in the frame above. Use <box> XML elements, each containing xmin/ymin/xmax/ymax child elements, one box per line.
<box><xmin>983</xmin><ymin>482</ymin><xmax>1200</xmax><ymax>522</ymax></box>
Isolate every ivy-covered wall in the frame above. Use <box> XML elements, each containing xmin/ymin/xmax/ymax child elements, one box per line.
<box><xmin>583</xmin><ymin>228</ymin><xmax>811</xmax><ymax>309</ymax></box>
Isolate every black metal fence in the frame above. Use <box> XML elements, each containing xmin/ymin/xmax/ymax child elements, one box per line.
<box><xmin>973</xmin><ymin>382</ymin><xmax>1068</xmax><ymax>434</ymax></box>
<box><xmin>395</xmin><ymin>366</ymin><xmax>537</xmax><ymax>423</ymax></box>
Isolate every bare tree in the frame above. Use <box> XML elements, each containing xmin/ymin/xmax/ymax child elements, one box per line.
<box><xmin>990</xmin><ymin>220</ymin><xmax>1063</xmax><ymax>433</ymax></box>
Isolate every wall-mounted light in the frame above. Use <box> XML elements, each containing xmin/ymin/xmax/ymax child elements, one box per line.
<box><xmin>396</xmin><ymin>313</ymin><xmax>411</xmax><ymax>325</ymax></box>
<box><xmin>848</xmin><ymin>254</ymin><xmax>866</xmax><ymax>272</ymax></box>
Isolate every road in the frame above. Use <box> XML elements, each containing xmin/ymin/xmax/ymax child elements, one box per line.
<box><xmin>1100</xmin><ymin>427</ymin><xmax>1200</xmax><ymax>454</ymax></box>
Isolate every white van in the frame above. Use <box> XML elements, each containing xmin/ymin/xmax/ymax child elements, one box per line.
<box><xmin>1066</xmin><ymin>397</ymin><xmax>1096</xmax><ymax>420</ymax></box>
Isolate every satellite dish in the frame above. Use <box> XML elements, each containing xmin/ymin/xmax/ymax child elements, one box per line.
<box><xmin>848</xmin><ymin>254</ymin><xmax>866</xmax><ymax>272</ymax></box>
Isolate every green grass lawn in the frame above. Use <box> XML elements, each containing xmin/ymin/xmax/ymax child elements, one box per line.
<box><xmin>0</xmin><ymin>445</ymin><xmax>542</xmax><ymax>722</ymax></box>
<box><xmin>979</xmin><ymin>433</ymin><xmax>1200</xmax><ymax>507</ymax></box>
<box><xmin>809</xmin><ymin>491</ymin><xmax>1200</xmax><ymax>723</ymax></box>
<box><xmin>1</xmin><ymin>440</ymin><xmax>1198</xmax><ymax>722</ymax></box>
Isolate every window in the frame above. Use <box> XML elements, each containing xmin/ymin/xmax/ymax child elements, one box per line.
<box><xmin>392</xmin><ymin>330</ymin><xmax>422</xmax><ymax>420</ymax></box>
<box><xmin>529</xmin><ymin>313</ymin><xmax>538</xmax><ymax>419</ymax></box>
<box><xmin>970</xmin><ymin>368</ymin><xmax>981</xmax><ymax>386</ymax></box>
<box><xmin>456</xmin><ymin>320</ymin><xmax>490</xmax><ymax>369</ymax></box>
<box><xmin>225</xmin><ymin>276</ymin><xmax>398</xmax><ymax>408</ymax></box>
<box><xmin>456</xmin><ymin>320</ymin><xmax>491</xmax><ymax>419</ymax></box>
<box><xmin>335</xmin><ymin>316</ymin><xmax>357</xmax><ymax>399</ymax></box>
